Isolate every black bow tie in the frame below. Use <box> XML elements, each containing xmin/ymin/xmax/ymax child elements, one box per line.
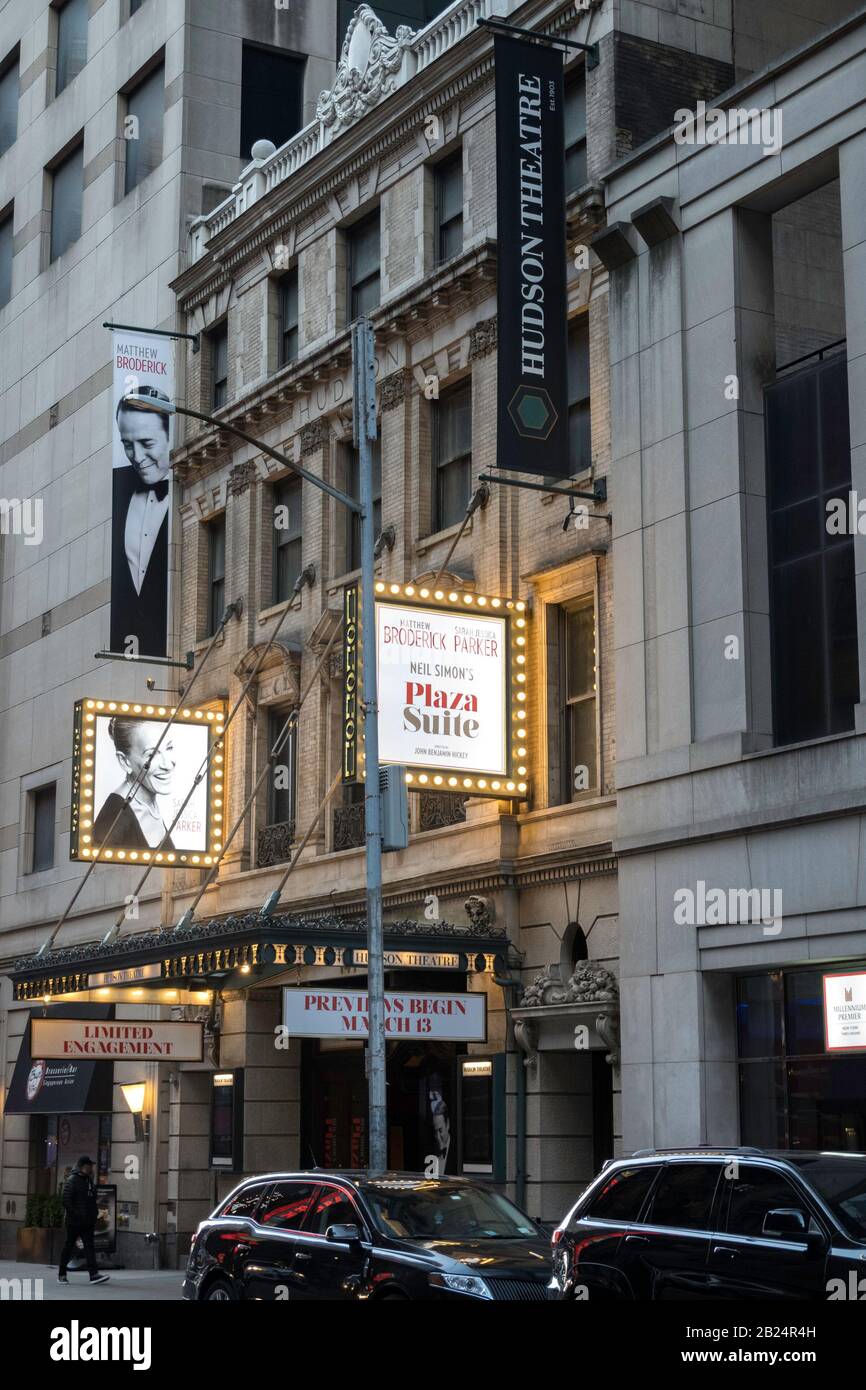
<box><xmin>134</xmin><ymin>479</ymin><xmax>169</xmax><ymax>501</ymax></box>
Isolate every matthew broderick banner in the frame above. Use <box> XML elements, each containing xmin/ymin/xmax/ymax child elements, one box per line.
<box><xmin>494</xmin><ymin>33</ymin><xmax>569</xmax><ymax>478</ymax></box>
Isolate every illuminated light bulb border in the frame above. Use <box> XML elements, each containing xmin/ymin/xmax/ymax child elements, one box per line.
<box><xmin>71</xmin><ymin>699</ymin><xmax>228</xmax><ymax>864</ymax></box>
<box><xmin>371</xmin><ymin>583</ymin><xmax>531</xmax><ymax>803</ymax></box>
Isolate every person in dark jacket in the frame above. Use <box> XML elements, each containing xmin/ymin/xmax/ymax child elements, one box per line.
<box><xmin>58</xmin><ymin>1157</ymin><xmax>109</xmax><ymax>1284</ymax></box>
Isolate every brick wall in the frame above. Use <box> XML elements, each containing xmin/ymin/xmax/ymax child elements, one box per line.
<box><xmin>613</xmin><ymin>31</ymin><xmax>735</xmax><ymax>158</ymax></box>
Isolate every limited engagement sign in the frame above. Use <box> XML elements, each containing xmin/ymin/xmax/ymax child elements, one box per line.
<box><xmin>494</xmin><ymin>33</ymin><xmax>569</xmax><ymax>477</ymax></box>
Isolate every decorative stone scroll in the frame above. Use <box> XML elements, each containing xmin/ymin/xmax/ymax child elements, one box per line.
<box><xmin>317</xmin><ymin>6</ymin><xmax>415</xmax><ymax>135</ymax></box>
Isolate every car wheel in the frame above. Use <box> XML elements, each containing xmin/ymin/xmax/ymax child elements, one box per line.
<box><xmin>205</xmin><ymin>1277</ymin><xmax>236</xmax><ymax>1301</ymax></box>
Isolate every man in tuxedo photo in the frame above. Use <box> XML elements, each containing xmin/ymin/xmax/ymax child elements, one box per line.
<box><xmin>110</xmin><ymin>386</ymin><xmax>171</xmax><ymax>657</ymax></box>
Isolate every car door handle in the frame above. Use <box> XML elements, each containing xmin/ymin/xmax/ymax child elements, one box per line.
<box><xmin>624</xmin><ymin>1234</ymin><xmax>649</xmax><ymax>1246</ymax></box>
<box><xmin>712</xmin><ymin>1246</ymin><xmax>738</xmax><ymax>1259</ymax></box>
<box><xmin>294</xmin><ymin>1251</ymin><xmax>312</xmax><ymax>1262</ymax></box>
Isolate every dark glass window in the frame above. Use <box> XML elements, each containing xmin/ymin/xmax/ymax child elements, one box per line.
<box><xmin>581</xmin><ymin>1165</ymin><xmax>659</xmax><ymax>1223</ymax></box>
<box><xmin>765</xmin><ymin>355</ymin><xmax>858</xmax><ymax>745</ymax></box>
<box><xmin>56</xmin><ymin>0</ymin><xmax>88</xmax><ymax>96</ymax></box>
<box><xmin>647</xmin><ymin>1163</ymin><xmax>721</xmax><ymax>1231</ymax></box>
<box><xmin>210</xmin><ymin>323</ymin><xmax>228</xmax><ymax>409</ymax></box>
<box><xmin>124</xmin><ymin>64</ymin><xmax>164</xmax><ymax>195</ymax></box>
<box><xmin>0</xmin><ymin>54</ymin><xmax>19</xmax><ymax>156</ymax></box>
<box><xmin>221</xmin><ymin>1184</ymin><xmax>267</xmax><ymax>1219</ymax></box>
<box><xmin>784</xmin><ymin>971</ymin><xmax>825</xmax><ymax>1058</ymax></box>
<box><xmin>50</xmin><ymin>143</ymin><xmax>83</xmax><ymax>261</ymax></box>
<box><xmin>561</xmin><ymin>597</ymin><xmax>597</xmax><ymax>799</ymax></box>
<box><xmin>32</xmin><ymin>785</ymin><xmax>56</xmax><ymax>872</ymax></box>
<box><xmin>435</xmin><ymin>151</ymin><xmax>463</xmax><ymax>264</ymax></box>
<box><xmin>268</xmin><ymin>708</ymin><xmax>296</xmax><ymax>829</ymax></box>
<box><xmin>346</xmin><ymin>442</ymin><xmax>381</xmax><ymax>572</ymax></box>
<box><xmin>130</xmin><ymin>0</ymin><xmax>145</xmax><ymax>13</ymax></box>
<box><xmin>348</xmin><ymin>211</ymin><xmax>380</xmax><ymax>319</ymax></box>
<box><xmin>240</xmin><ymin>44</ymin><xmax>304</xmax><ymax>162</ymax></box>
<box><xmin>278</xmin><ymin>270</ymin><xmax>299</xmax><ymax>366</ymax></box>
<box><xmin>258</xmin><ymin>1181</ymin><xmax>315</xmax><ymax>1229</ymax></box>
<box><xmin>433</xmin><ymin>380</ymin><xmax>471</xmax><ymax>532</ymax></box>
<box><xmin>305</xmin><ymin>1188</ymin><xmax>360</xmax><ymax>1235</ymax></box>
<box><xmin>726</xmin><ymin>1166</ymin><xmax>806</xmax><ymax>1238</ymax></box>
<box><xmin>207</xmin><ymin>515</ymin><xmax>226</xmax><ymax>636</ymax></box>
<box><xmin>273</xmin><ymin>477</ymin><xmax>302</xmax><ymax>603</ymax></box>
<box><xmin>568</xmin><ymin>317</ymin><xmax>591</xmax><ymax>473</ymax></box>
<box><xmin>564</xmin><ymin>71</ymin><xmax>587</xmax><ymax>193</ymax></box>
<box><xmin>0</xmin><ymin>211</ymin><xmax>12</xmax><ymax>309</ymax></box>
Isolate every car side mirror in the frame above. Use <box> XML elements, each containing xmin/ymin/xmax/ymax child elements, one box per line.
<box><xmin>762</xmin><ymin>1208</ymin><xmax>807</xmax><ymax>1239</ymax></box>
<box><xmin>326</xmin><ymin>1223</ymin><xmax>361</xmax><ymax>1244</ymax></box>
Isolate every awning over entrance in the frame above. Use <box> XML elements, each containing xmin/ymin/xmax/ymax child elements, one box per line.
<box><xmin>8</xmin><ymin>905</ymin><xmax>515</xmax><ymax>1002</ymax></box>
<box><xmin>5</xmin><ymin>1004</ymin><xmax>114</xmax><ymax>1114</ymax></box>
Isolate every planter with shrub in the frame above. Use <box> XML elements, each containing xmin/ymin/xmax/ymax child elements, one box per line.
<box><xmin>16</xmin><ymin>1192</ymin><xmax>65</xmax><ymax>1264</ymax></box>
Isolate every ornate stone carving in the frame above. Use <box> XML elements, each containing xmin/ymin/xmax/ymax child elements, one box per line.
<box><xmin>256</xmin><ymin>820</ymin><xmax>295</xmax><ymax>868</ymax></box>
<box><xmin>464</xmin><ymin>894</ymin><xmax>494</xmax><ymax>932</ymax></box>
<box><xmin>299</xmin><ymin>418</ymin><xmax>330</xmax><ymax>456</ymax></box>
<box><xmin>513</xmin><ymin>1017</ymin><xmax>539</xmax><ymax>1075</ymax></box>
<box><xmin>468</xmin><ymin>315</ymin><xmax>498</xmax><ymax>361</ymax></box>
<box><xmin>596</xmin><ymin>1012</ymin><xmax>620</xmax><ymax>1069</ymax></box>
<box><xmin>419</xmin><ymin>792</ymin><xmax>466</xmax><ymax>832</ymax></box>
<box><xmin>379</xmin><ymin>368</ymin><xmax>410</xmax><ymax>412</ymax></box>
<box><xmin>317</xmin><ymin>6</ymin><xmax>415</xmax><ymax>135</ymax></box>
<box><xmin>227</xmin><ymin>460</ymin><xmax>257</xmax><ymax>497</ymax></box>
<box><xmin>520</xmin><ymin>960</ymin><xmax>619</xmax><ymax>1008</ymax></box>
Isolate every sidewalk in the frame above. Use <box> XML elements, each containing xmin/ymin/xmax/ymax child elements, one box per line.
<box><xmin>0</xmin><ymin>1261</ymin><xmax>184</xmax><ymax>1301</ymax></box>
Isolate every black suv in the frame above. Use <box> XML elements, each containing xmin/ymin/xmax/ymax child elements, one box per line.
<box><xmin>183</xmin><ymin>1171</ymin><xmax>551</xmax><ymax>1301</ymax></box>
<box><xmin>550</xmin><ymin>1148</ymin><xmax>866</xmax><ymax>1300</ymax></box>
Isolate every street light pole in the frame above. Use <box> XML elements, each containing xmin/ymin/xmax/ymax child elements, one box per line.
<box><xmin>352</xmin><ymin>318</ymin><xmax>387</xmax><ymax>1175</ymax></box>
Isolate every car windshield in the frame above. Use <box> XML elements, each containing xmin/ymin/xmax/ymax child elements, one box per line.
<box><xmin>786</xmin><ymin>1156</ymin><xmax>866</xmax><ymax>1240</ymax></box>
<box><xmin>364</xmin><ymin>1182</ymin><xmax>541</xmax><ymax>1240</ymax></box>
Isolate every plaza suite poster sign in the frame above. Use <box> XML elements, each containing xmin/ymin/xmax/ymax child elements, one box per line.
<box><xmin>376</xmin><ymin>602</ymin><xmax>508</xmax><ymax>776</ymax></box>
<box><xmin>110</xmin><ymin>329</ymin><xmax>174</xmax><ymax>658</ymax></box>
<box><xmin>494</xmin><ymin>33</ymin><xmax>569</xmax><ymax>478</ymax></box>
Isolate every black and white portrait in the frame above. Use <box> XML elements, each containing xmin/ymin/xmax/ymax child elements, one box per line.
<box><xmin>91</xmin><ymin>713</ymin><xmax>210</xmax><ymax>855</ymax></box>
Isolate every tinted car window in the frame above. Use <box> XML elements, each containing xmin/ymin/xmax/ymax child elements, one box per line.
<box><xmin>365</xmin><ymin>1183</ymin><xmax>539</xmax><ymax>1239</ymax></box>
<box><xmin>581</xmin><ymin>1166</ymin><xmax>660</xmax><ymax>1224</ymax></box>
<box><xmin>726</xmin><ymin>1166</ymin><xmax>807</xmax><ymax>1238</ymax></box>
<box><xmin>221</xmin><ymin>1184</ymin><xmax>267</xmax><ymax>1219</ymax></box>
<box><xmin>306</xmin><ymin>1188</ymin><xmax>361</xmax><ymax>1236</ymax></box>
<box><xmin>647</xmin><ymin>1164</ymin><xmax>721</xmax><ymax>1230</ymax></box>
<box><xmin>258</xmin><ymin>1182</ymin><xmax>317</xmax><ymax>1230</ymax></box>
<box><xmin>785</xmin><ymin>1156</ymin><xmax>866</xmax><ymax>1239</ymax></box>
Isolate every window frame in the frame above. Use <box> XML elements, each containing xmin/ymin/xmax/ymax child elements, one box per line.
<box><xmin>48</xmin><ymin>138</ymin><xmax>84</xmax><ymax>263</ymax></box>
<box><xmin>301</xmin><ymin>1184</ymin><xmax>369</xmax><ymax>1240</ymax></box>
<box><xmin>347</xmin><ymin>210</ymin><xmax>381</xmax><ymax>321</ymax></box>
<box><xmin>721</xmin><ymin>1163</ymin><xmax>817</xmax><ymax>1240</ymax></box>
<box><xmin>567</xmin><ymin>315</ymin><xmax>591</xmax><ymax>476</ymax></box>
<box><xmin>30</xmin><ymin>784</ymin><xmax>57</xmax><ymax>874</ymax></box>
<box><xmin>123</xmin><ymin>60</ymin><xmax>165</xmax><ymax>197</ymax></box>
<box><xmin>277</xmin><ymin>268</ymin><xmax>299</xmax><ymax>368</ymax></box>
<box><xmin>54</xmin><ymin>0</ymin><xmax>89</xmax><ymax>99</ymax></box>
<box><xmin>206</xmin><ymin>513</ymin><xmax>226</xmax><ymax>637</ymax></box>
<box><xmin>345</xmin><ymin>440</ymin><xmax>382</xmax><ymax>573</ymax></box>
<box><xmin>434</xmin><ymin>148</ymin><xmax>463</xmax><ymax>265</ymax></box>
<box><xmin>266</xmin><ymin>707</ymin><xmax>297</xmax><ymax>830</ymax></box>
<box><xmin>209</xmin><ymin>321</ymin><xmax>229</xmax><ymax>410</ymax></box>
<box><xmin>0</xmin><ymin>48</ymin><xmax>20</xmax><ymax>157</ymax></box>
<box><xmin>0</xmin><ymin>205</ymin><xmax>13</xmax><ymax>310</ymax></box>
<box><xmin>558</xmin><ymin>592</ymin><xmax>599</xmax><ymax>802</ymax></box>
<box><xmin>240</xmin><ymin>41</ymin><xmax>305</xmax><ymax>163</ymax></box>
<box><xmin>431</xmin><ymin>378</ymin><xmax>472</xmax><ymax>534</ymax></box>
<box><xmin>564</xmin><ymin>68</ymin><xmax>587</xmax><ymax>194</ymax></box>
<box><xmin>272</xmin><ymin>474</ymin><xmax>303</xmax><ymax>604</ymax></box>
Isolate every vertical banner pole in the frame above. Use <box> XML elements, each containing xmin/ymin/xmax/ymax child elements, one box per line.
<box><xmin>352</xmin><ymin>318</ymin><xmax>387</xmax><ymax>1175</ymax></box>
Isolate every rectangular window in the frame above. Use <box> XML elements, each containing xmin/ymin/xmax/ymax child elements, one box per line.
<box><xmin>568</xmin><ymin>317</ymin><xmax>591</xmax><ymax>473</ymax></box>
<box><xmin>348</xmin><ymin>211</ymin><xmax>380</xmax><ymax>320</ymax></box>
<box><xmin>124</xmin><ymin>64</ymin><xmax>164</xmax><ymax>195</ymax></box>
<box><xmin>207</xmin><ymin>515</ymin><xmax>226</xmax><ymax>636</ymax></box>
<box><xmin>210</xmin><ymin>322</ymin><xmax>228</xmax><ymax>409</ymax></box>
<box><xmin>240</xmin><ymin>43</ymin><xmax>305</xmax><ymax>162</ymax></box>
<box><xmin>0</xmin><ymin>210</ymin><xmax>12</xmax><ymax>309</ymax></box>
<box><xmin>765</xmin><ymin>353</ymin><xmax>858</xmax><ymax>745</ymax></box>
<box><xmin>32</xmin><ymin>785</ymin><xmax>56</xmax><ymax>872</ymax></box>
<box><xmin>346</xmin><ymin>442</ymin><xmax>381</xmax><ymax>572</ymax></box>
<box><xmin>561</xmin><ymin>596</ymin><xmax>597</xmax><ymax>799</ymax></box>
<box><xmin>268</xmin><ymin>708</ymin><xmax>296</xmax><ymax>828</ymax></box>
<box><xmin>278</xmin><ymin>270</ymin><xmax>299</xmax><ymax>367</ymax></box>
<box><xmin>130</xmin><ymin>0</ymin><xmax>145</xmax><ymax>14</ymax></box>
<box><xmin>0</xmin><ymin>53</ymin><xmax>19</xmax><ymax>156</ymax></box>
<box><xmin>435</xmin><ymin>150</ymin><xmax>463</xmax><ymax>264</ymax></box>
<box><xmin>564</xmin><ymin>72</ymin><xmax>587</xmax><ymax>193</ymax></box>
<box><xmin>50</xmin><ymin>142</ymin><xmax>84</xmax><ymax>261</ymax></box>
<box><xmin>433</xmin><ymin>380</ymin><xmax>471</xmax><ymax>532</ymax></box>
<box><xmin>55</xmin><ymin>0</ymin><xmax>88</xmax><ymax>96</ymax></box>
<box><xmin>273</xmin><ymin>477</ymin><xmax>302</xmax><ymax>604</ymax></box>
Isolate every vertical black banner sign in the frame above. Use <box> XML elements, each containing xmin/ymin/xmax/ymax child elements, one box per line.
<box><xmin>494</xmin><ymin>34</ymin><xmax>569</xmax><ymax>478</ymax></box>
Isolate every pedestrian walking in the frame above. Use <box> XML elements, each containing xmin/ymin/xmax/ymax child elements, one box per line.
<box><xmin>58</xmin><ymin>1156</ymin><xmax>109</xmax><ymax>1285</ymax></box>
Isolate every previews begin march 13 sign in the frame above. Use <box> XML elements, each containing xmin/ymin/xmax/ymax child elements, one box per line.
<box><xmin>494</xmin><ymin>33</ymin><xmax>568</xmax><ymax>478</ymax></box>
<box><xmin>283</xmin><ymin>987</ymin><xmax>487</xmax><ymax>1042</ymax></box>
<box><xmin>344</xmin><ymin>582</ymin><xmax>530</xmax><ymax>799</ymax></box>
<box><xmin>110</xmin><ymin>329</ymin><xmax>174</xmax><ymax>658</ymax></box>
<box><xmin>31</xmin><ymin>1017</ymin><xmax>204</xmax><ymax>1061</ymax></box>
<box><xmin>823</xmin><ymin>970</ymin><xmax>866</xmax><ymax>1052</ymax></box>
<box><xmin>69</xmin><ymin>698</ymin><xmax>226</xmax><ymax>865</ymax></box>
